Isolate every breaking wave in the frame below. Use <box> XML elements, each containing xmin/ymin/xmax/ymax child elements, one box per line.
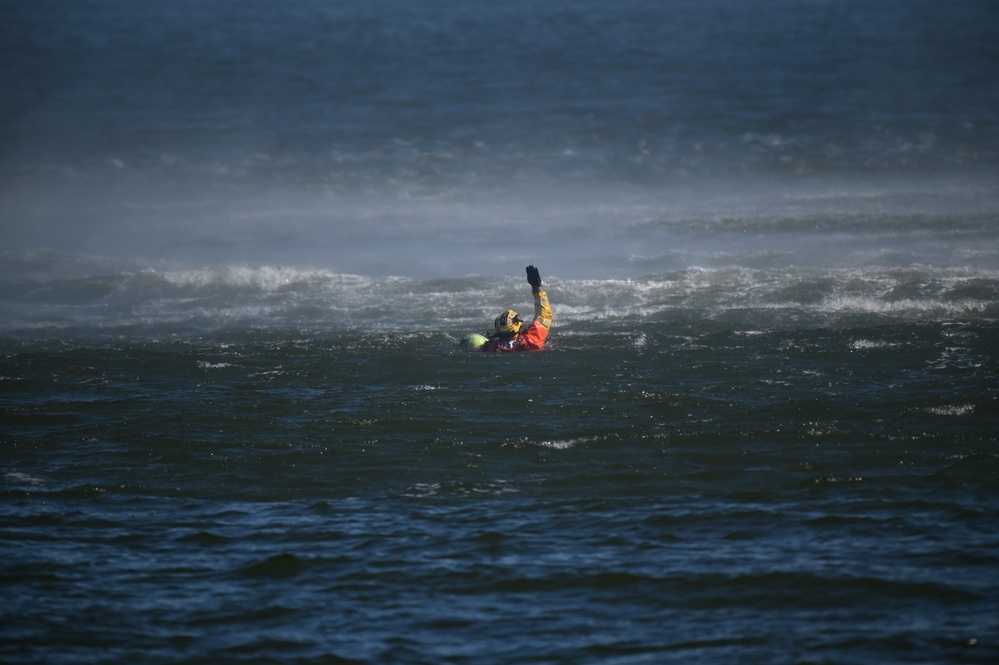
<box><xmin>2</xmin><ymin>253</ymin><xmax>996</xmax><ymax>335</ymax></box>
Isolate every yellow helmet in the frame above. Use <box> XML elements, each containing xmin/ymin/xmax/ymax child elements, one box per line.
<box><xmin>494</xmin><ymin>309</ymin><xmax>523</xmax><ymax>338</ymax></box>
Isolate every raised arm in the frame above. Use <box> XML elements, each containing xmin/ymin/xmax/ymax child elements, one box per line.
<box><xmin>526</xmin><ymin>265</ymin><xmax>552</xmax><ymax>332</ymax></box>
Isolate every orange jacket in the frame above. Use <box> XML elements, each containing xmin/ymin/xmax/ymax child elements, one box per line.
<box><xmin>484</xmin><ymin>289</ymin><xmax>552</xmax><ymax>352</ymax></box>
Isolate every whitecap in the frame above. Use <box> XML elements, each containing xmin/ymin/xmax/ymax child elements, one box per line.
<box><xmin>849</xmin><ymin>339</ymin><xmax>896</xmax><ymax>350</ymax></box>
<box><xmin>197</xmin><ymin>361</ymin><xmax>234</xmax><ymax>369</ymax></box>
<box><xmin>926</xmin><ymin>404</ymin><xmax>974</xmax><ymax>416</ymax></box>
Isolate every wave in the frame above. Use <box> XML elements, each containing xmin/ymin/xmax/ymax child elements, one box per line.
<box><xmin>2</xmin><ymin>253</ymin><xmax>996</xmax><ymax>335</ymax></box>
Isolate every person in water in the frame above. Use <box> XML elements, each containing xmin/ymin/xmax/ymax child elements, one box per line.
<box><xmin>482</xmin><ymin>265</ymin><xmax>552</xmax><ymax>352</ymax></box>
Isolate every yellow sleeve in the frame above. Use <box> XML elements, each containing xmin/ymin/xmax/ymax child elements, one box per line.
<box><xmin>533</xmin><ymin>288</ymin><xmax>552</xmax><ymax>332</ymax></box>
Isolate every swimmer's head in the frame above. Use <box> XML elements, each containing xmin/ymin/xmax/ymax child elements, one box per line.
<box><xmin>494</xmin><ymin>309</ymin><xmax>523</xmax><ymax>339</ymax></box>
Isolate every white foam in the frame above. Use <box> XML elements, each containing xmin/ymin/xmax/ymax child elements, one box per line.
<box><xmin>537</xmin><ymin>436</ymin><xmax>598</xmax><ymax>450</ymax></box>
<box><xmin>849</xmin><ymin>339</ymin><xmax>897</xmax><ymax>350</ymax></box>
<box><xmin>2</xmin><ymin>257</ymin><xmax>997</xmax><ymax>333</ymax></box>
<box><xmin>157</xmin><ymin>265</ymin><xmax>368</xmax><ymax>292</ymax></box>
<box><xmin>197</xmin><ymin>361</ymin><xmax>235</xmax><ymax>369</ymax></box>
<box><xmin>926</xmin><ymin>404</ymin><xmax>974</xmax><ymax>416</ymax></box>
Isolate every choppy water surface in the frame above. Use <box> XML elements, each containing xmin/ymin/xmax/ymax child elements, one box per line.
<box><xmin>4</xmin><ymin>287</ymin><xmax>997</xmax><ymax>663</ymax></box>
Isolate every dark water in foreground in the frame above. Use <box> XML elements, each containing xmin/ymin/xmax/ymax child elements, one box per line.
<box><xmin>3</xmin><ymin>0</ymin><xmax>999</xmax><ymax>662</ymax></box>
<box><xmin>3</xmin><ymin>307</ymin><xmax>998</xmax><ymax>664</ymax></box>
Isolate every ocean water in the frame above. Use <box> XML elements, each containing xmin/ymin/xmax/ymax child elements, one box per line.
<box><xmin>2</xmin><ymin>1</ymin><xmax>998</xmax><ymax>663</ymax></box>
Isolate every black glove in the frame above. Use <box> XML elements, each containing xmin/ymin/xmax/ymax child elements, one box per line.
<box><xmin>526</xmin><ymin>265</ymin><xmax>542</xmax><ymax>289</ymax></box>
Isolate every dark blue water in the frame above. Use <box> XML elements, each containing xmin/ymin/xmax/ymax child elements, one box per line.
<box><xmin>2</xmin><ymin>1</ymin><xmax>998</xmax><ymax>663</ymax></box>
